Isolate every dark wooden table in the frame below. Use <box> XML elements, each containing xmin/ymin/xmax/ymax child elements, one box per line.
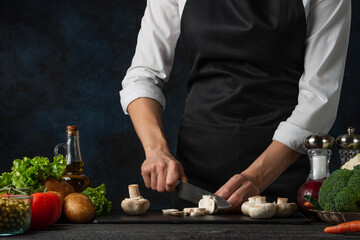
<box><xmin>8</xmin><ymin>222</ymin><xmax>360</xmax><ymax>240</ymax></box>
<box><xmin>7</xmin><ymin>212</ymin><xmax>360</xmax><ymax>239</ymax></box>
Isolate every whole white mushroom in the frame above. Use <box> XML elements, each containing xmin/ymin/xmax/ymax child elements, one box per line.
<box><xmin>241</xmin><ymin>195</ymin><xmax>260</xmax><ymax>216</ymax></box>
<box><xmin>248</xmin><ymin>196</ymin><xmax>276</xmax><ymax>219</ymax></box>
<box><xmin>274</xmin><ymin>197</ymin><xmax>297</xmax><ymax>217</ymax></box>
<box><xmin>121</xmin><ymin>184</ymin><xmax>150</xmax><ymax>215</ymax></box>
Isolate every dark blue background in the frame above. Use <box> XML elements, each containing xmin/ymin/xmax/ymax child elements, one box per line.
<box><xmin>0</xmin><ymin>0</ymin><xmax>359</xmax><ymax>210</ymax></box>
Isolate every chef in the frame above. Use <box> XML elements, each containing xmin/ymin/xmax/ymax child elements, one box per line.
<box><xmin>120</xmin><ymin>0</ymin><xmax>351</xmax><ymax>211</ymax></box>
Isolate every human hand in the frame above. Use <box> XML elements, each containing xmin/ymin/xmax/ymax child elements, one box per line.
<box><xmin>141</xmin><ymin>151</ymin><xmax>188</xmax><ymax>192</ymax></box>
<box><xmin>215</xmin><ymin>173</ymin><xmax>260</xmax><ymax>213</ymax></box>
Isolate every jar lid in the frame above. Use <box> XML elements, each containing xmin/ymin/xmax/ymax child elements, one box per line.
<box><xmin>304</xmin><ymin>133</ymin><xmax>335</xmax><ymax>149</ymax></box>
<box><xmin>336</xmin><ymin>127</ymin><xmax>360</xmax><ymax>150</ymax></box>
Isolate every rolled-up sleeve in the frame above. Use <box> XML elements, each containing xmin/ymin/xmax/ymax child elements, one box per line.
<box><xmin>120</xmin><ymin>0</ymin><xmax>181</xmax><ymax>114</ymax></box>
<box><xmin>273</xmin><ymin>0</ymin><xmax>351</xmax><ymax>154</ymax></box>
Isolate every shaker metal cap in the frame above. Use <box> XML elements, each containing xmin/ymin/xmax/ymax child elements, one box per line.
<box><xmin>336</xmin><ymin>127</ymin><xmax>360</xmax><ymax>150</ymax></box>
<box><xmin>304</xmin><ymin>133</ymin><xmax>335</xmax><ymax>149</ymax></box>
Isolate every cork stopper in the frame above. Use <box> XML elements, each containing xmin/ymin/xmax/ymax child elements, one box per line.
<box><xmin>66</xmin><ymin>125</ymin><xmax>79</xmax><ymax>136</ymax></box>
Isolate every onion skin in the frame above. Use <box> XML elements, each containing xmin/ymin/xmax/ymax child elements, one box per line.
<box><xmin>297</xmin><ymin>179</ymin><xmax>323</xmax><ymax>220</ymax></box>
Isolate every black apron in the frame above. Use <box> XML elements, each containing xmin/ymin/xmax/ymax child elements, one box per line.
<box><xmin>174</xmin><ymin>0</ymin><xmax>309</xmax><ymax>206</ymax></box>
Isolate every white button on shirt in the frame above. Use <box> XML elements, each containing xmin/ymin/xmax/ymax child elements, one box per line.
<box><xmin>120</xmin><ymin>0</ymin><xmax>351</xmax><ymax>154</ymax></box>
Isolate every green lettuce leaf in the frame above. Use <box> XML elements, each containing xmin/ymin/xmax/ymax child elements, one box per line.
<box><xmin>82</xmin><ymin>184</ymin><xmax>112</xmax><ymax>217</ymax></box>
<box><xmin>0</xmin><ymin>155</ymin><xmax>67</xmax><ymax>192</ymax></box>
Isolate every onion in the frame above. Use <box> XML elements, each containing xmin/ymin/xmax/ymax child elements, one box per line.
<box><xmin>297</xmin><ymin>179</ymin><xmax>323</xmax><ymax>220</ymax></box>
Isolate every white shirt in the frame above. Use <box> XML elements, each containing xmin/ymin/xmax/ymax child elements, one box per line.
<box><xmin>120</xmin><ymin>0</ymin><xmax>351</xmax><ymax>154</ymax></box>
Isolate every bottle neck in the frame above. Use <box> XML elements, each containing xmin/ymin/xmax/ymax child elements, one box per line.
<box><xmin>307</xmin><ymin>149</ymin><xmax>331</xmax><ymax>181</ymax></box>
<box><xmin>65</xmin><ymin>132</ymin><xmax>83</xmax><ymax>173</ymax></box>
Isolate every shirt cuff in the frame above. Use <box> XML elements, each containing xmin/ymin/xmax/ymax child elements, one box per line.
<box><xmin>119</xmin><ymin>80</ymin><xmax>166</xmax><ymax>114</ymax></box>
<box><xmin>273</xmin><ymin>121</ymin><xmax>314</xmax><ymax>154</ymax></box>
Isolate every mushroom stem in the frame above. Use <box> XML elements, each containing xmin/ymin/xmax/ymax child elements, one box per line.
<box><xmin>255</xmin><ymin>196</ymin><xmax>267</xmax><ymax>206</ymax></box>
<box><xmin>248</xmin><ymin>196</ymin><xmax>260</xmax><ymax>204</ymax></box>
<box><xmin>129</xmin><ymin>184</ymin><xmax>141</xmax><ymax>199</ymax></box>
<box><xmin>277</xmin><ymin>197</ymin><xmax>288</xmax><ymax>205</ymax></box>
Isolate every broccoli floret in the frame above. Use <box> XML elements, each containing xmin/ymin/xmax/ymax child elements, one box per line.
<box><xmin>348</xmin><ymin>172</ymin><xmax>360</xmax><ymax>193</ymax></box>
<box><xmin>354</xmin><ymin>164</ymin><xmax>360</xmax><ymax>173</ymax></box>
<box><xmin>334</xmin><ymin>187</ymin><xmax>360</xmax><ymax>212</ymax></box>
<box><xmin>318</xmin><ymin>168</ymin><xmax>358</xmax><ymax>212</ymax></box>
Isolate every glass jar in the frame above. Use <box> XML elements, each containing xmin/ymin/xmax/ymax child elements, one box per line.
<box><xmin>0</xmin><ymin>195</ymin><xmax>32</xmax><ymax>236</ymax></box>
<box><xmin>306</xmin><ymin>149</ymin><xmax>331</xmax><ymax>181</ymax></box>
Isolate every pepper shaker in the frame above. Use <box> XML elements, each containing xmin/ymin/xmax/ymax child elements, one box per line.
<box><xmin>336</xmin><ymin>127</ymin><xmax>360</xmax><ymax>165</ymax></box>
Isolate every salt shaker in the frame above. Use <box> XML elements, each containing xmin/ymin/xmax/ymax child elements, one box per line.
<box><xmin>297</xmin><ymin>133</ymin><xmax>334</xmax><ymax>219</ymax></box>
<box><xmin>304</xmin><ymin>133</ymin><xmax>334</xmax><ymax>180</ymax></box>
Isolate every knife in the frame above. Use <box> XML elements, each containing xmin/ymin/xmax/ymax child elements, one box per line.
<box><xmin>175</xmin><ymin>180</ymin><xmax>232</xmax><ymax>209</ymax></box>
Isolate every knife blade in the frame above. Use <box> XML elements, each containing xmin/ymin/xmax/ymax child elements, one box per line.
<box><xmin>175</xmin><ymin>180</ymin><xmax>231</xmax><ymax>209</ymax></box>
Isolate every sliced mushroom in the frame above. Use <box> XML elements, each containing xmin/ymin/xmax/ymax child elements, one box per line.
<box><xmin>198</xmin><ymin>195</ymin><xmax>218</xmax><ymax>214</ymax></box>
<box><xmin>162</xmin><ymin>209</ymin><xmax>180</xmax><ymax>215</ymax></box>
<box><xmin>121</xmin><ymin>184</ymin><xmax>150</xmax><ymax>215</ymax></box>
<box><xmin>183</xmin><ymin>207</ymin><xmax>206</xmax><ymax>216</ymax></box>
<box><xmin>169</xmin><ymin>211</ymin><xmax>184</xmax><ymax>216</ymax></box>
<box><xmin>248</xmin><ymin>196</ymin><xmax>276</xmax><ymax>219</ymax></box>
<box><xmin>190</xmin><ymin>211</ymin><xmax>205</xmax><ymax>217</ymax></box>
<box><xmin>274</xmin><ymin>197</ymin><xmax>297</xmax><ymax>217</ymax></box>
<box><xmin>241</xmin><ymin>195</ymin><xmax>260</xmax><ymax>216</ymax></box>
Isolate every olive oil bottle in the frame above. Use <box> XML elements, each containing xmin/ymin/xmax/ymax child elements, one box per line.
<box><xmin>54</xmin><ymin>125</ymin><xmax>90</xmax><ymax>192</ymax></box>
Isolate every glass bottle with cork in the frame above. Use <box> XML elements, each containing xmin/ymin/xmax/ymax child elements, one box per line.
<box><xmin>54</xmin><ymin>125</ymin><xmax>90</xmax><ymax>192</ymax></box>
